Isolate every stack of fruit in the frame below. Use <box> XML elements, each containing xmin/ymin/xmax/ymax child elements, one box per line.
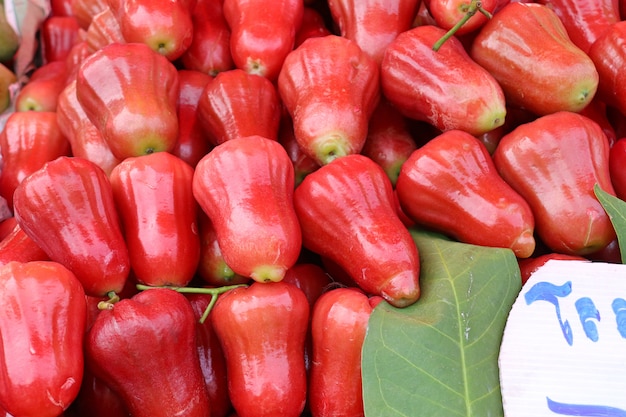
<box><xmin>1</xmin><ymin>0</ymin><xmax>626</xmax><ymax>416</ymax></box>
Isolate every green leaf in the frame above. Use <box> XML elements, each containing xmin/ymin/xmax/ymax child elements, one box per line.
<box><xmin>362</xmin><ymin>229</ymin><xmax>521</xmax><ymax>417</ymax></box>
<box><xmin>594</xmin><ymin>183</ymin><xmax>626</xmax><ymax>264</ymax></box>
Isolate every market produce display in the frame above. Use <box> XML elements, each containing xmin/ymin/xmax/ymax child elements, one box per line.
<box><xmin>1</xmin><ymin>0</ymin><xmax>626</xmax><ymax>416</ymax></box>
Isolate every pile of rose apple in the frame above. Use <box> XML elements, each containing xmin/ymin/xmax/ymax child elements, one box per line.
<box><xmin>2</xmin><ymin>0</ymin><xmax>626</xmax><ymax>416</ymax></box>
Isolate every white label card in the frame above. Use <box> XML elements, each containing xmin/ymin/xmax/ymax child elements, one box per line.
<box><xmin>499</xmin><ymin>259</ymin><xmax>626</xmax><ymax>416</ymax></box>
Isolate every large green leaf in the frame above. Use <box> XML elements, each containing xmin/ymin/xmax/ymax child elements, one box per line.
<box><xmin>362</xmin><ymin>229</ymin><xmax>521</xmax><ymax>417</ymax></box>
<box><xmin>594</xmin><ymin>183</ymin><xmax>626</xmax><ymax>264</ymax></box>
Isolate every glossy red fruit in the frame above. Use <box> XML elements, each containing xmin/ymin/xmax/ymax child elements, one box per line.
<box><xmin>308</xmin><ymin>287</ymin><xmax>374</xmax><ymax>417</ymax></box>
<box><xmin>609</xmin><ymin>137</ymin><xmax>626</xmax><ymax>200</ymax></box>
<box><xmin>327</xmin><ymin>0</ymin><xmax>421</xmax><ymax>63</ymax></box>
<box><xmin>192</xmin><ymin>135</ymin><xmax>302</xmax><ymax>283</ymax></box>
<box><xmin>107</xmin><ymin>0</ymin><xmax>195</xmax><ymax>61</ymax></box>
<box><xmin>187</xmin><ymin>294</ymin><xmax>232</xmax><ymax>417</ymax></box>
<box><xmin>423</xmin><ymin>0</ymin><xmax>497</xmax><ymax>36</ymax></box>
<box><xmin>0</xmin><ymin>261</ymin><xmax>87</xmax><ymax>417</ymax></box>
<box><xmin>278</xmin><ymin>35</ymin><xmax>380</xmax><ymax>165</ymax></box>
<box><xmin>0</xmin><ymin>217</ymin><xmax>16</xmax><ymax>241</ymax></box>
<box><xmin>0</xmin><ymin>111</ymin><xmax>71</xmax><ymax>209</ymax></box>
<box><xmin>381</xmin><ymin>24</ymin><xmax>506</xmax><ymax>136</ymax></box>
<box><xmin>536</xmin><ymin>0</ymin><xmax>620</xmax><ymax>53</ymax></box>
<box><xmin>110</xmin><ymin>152</ymin><xmax>201</xmax><ymax>287</ymax></box>
<box><xmin>223</xmin><ymin>0</ymin><xmax>304</xmax><ymax>80</ymax></box>
<box><xmin>15</xmin><ymin>61</ymin><xmax>69</xmax><ymax>112</ymax></box>
<box><xmin>518</xmin><ymin>253</ymin><xmax>588</xmax><ymax>285</ymax></box>
<box><xmin>86</xmin><ymin>288</ymin><xmax>211</xmax><ymax>417</ymax></box>
<box><xmin>282</xmin><ymin>262</ymin><xmax>333</xmax><ymax>373</ymax></box>
<box><xmin>282</xmin><ymin>263</ymin><xmax>332</xmax><ymax>308</ymax></box>
<box><xmin>470</xmin><ymin>2</ymin><xmax>599</xmax><ymax>116</ymax></box>
<box><xmin>196</xmin><ymin>211</ymin><xmax>250</xmax><ymax>287</ymax></box>
<box><xmin>361</xmin><ymin>99</ymin><xmax>417</xmax><ymax>187</ymax></box>
<box><xmin>56</xmin><ymin>80</ymin><xmax>121</xmax><ymax>177</ymax></box>
<box><xmin>64</xmin><ymin>40</ymin><xmax>92</xmax><ymax>86</ymax></box>
<box><xmin>588</xmin><ymin>20</ymin><xmax>626</xmax><ymax>118</ymax></box>
<box><xmin>579</xmin><ymin>98</ymin><xmax>617</xmax><ymax>147</ymax></box>
<box><xmin>76</xmin><ymin>42</ymin><xmax>180</xmax><ymax>159</ymax></box>
<box><xmin>493</xmin><ymin>111</ymin><xmax>616</xmax><ymax>256</ymax></box>
<box><xmin>293</xmin><ymin>154</ymin><xmax>421</xmax><ymax>307</ymax></box>
<box><xmin>71</xmin><ymin>0</ymin><xmax>107</xmax><ymax>29</ymax></box>
<box><xmin>180</xmin><ymin>0</ymin><xmax>234</xmax><ymax>76</ymax></box>
<box><xmin>66</xmin><ymin>292</ymin><xmax>131</xmax><ymax>417</ymax></box>
<box><xmin>294</xmin><ymin>6</ymin><xmax>332</xmax><ymax>47</ymax></box>
<box><xmin>277</xmin><ymin>113</ymin><xmax>320</xmax><ymax>186</ymax></box>
<box><xmin>396</xmin><ymin>129</ymin><xmax>536</xmax><ymax>258</ymax></box>
<box><xmin>197</xmin><ymin>68</ymin><xmax>281</xmax><ymax>146</ymax></box>
<box><xmin>211</xmin><ymin>282</ymin><xmax>309</xmax><ymax>417</ymax></box>
<box><xmin>0</xmin><ymin>222</ymin><xmax>49</xmax><ymax>266</ymax></box>
<box><xmin>13</xmin><ymin>156</ymin><xmax>130</xmax><ymax>297</ymax></box>
<box><xmin>40</xmin><ymin>15</ymin><xmax>82</xmax><ymax>64</ymax></box>
<box><xmin>173</xmin><ymin>69</ymin><xmax>214</xmax><ymax>168</ymax></box>
<box><xmin>65</xmin><ymin>367</ymin><xmax>130</xmax><ymax>417</ymax></box>
<box><xmin>84</xmin><ymin>7</ymin><xmax>125</xmax><ymax>54</ymax></box>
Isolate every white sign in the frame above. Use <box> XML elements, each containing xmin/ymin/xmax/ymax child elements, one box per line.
<box><xmin>499</xmin><ymin>259</ymin><xmax>626</xmax><ymax>416</ymax></box>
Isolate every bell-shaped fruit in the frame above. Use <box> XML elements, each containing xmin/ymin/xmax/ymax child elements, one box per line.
<box><xmin>84</xmin><ymin>7</ymin><xmax>125</xmax><ymax>54</ymax></box>
<box><xmin>107</xmin><ymin>0</ymin><xmax>195</xmax><ymax>60</ymax></box>
<box><xmin>470</xmin><ymin>2</ymin><xmax>599</xmax><ymax>115</ymax></box>
<box><xmin>327</xmin><ymin>0</ymin><xmax>421</xmax><ymax>64</ymax></box>
<box><xmin>15</xmin><ymin>61</ymin><xmax>69</xmax><ymax>112</ymax></box>
<box><xmin>0</xmin><ymin>261</ymin><xmax>86</xmax><ymax>417</ymax></box>
<box><xmin>0</xmin><ymin>111</ymin><xmax>71</xmax><ymax>209</ymax></box>
<box><xmin>192</xmin><ymin>135</ymin><xmax>302</xmax><ymax>283</ymax></box>
<box><xmin>13</xmin><ymin>156</ymin><xmax>130</xmax><ymax>297</ymax></box>
<box><xmin>110</xmin><ymin>152</ymin><xmax>201</xmax><ymax>287</ymax></box>
<box><xmin>308</xmin><ymin>287</ymin><xmax>374</xmax><ymax>417</ymax></box>
<box><xmin>493</xmin><ymin>111</ymin><xmax>616</xmax><ymax>255</ymax></box>
<box><xmin>361</xmin><ymin>99</ymin><xmax>417</xmax><ymax>187</ymax></box>
<box><xmin>423</xmin><ymin>0</ymin><xmax>497</xmax><ymax>36</ymax></box>
<box><xmin>535</xmin><ymin>0</ymin><xmax>620</xmax><ymax>53</ymax></box>
<box><xmin>211</xmin><ymin>281</ymin><xmax>309</xmax><ymax>417</ymax></box>
<box><xmin>56</xmin><ymin>80</ymin><xmax>121</xmax><ymax>176</ymax></box>
<box><xmin>85</xmin><ymin>288</ymin><xmax>211</xmax><ymax>417</ymax></box>
<box><xmin>76</xmin><ymin>42</ymin><xmax>179</xmax><ymax>160</ymax></box>
<box><xmin>381</xmin><ymin>24</ymin><xmax>506</xmax><ymax>136</ymax></box>
<box><xmin>396</xmin><ymin>129</ymin><xmax>536</xmax><ymax>258</ymax></box>
<box><xmin>180</xmin><ymin>0</ymin><xmax>234</xmax><ymax>76</ymax></box>
<box><xmin>293</xmin><ymin>153</ymin><xmax>420</xmax><ymax>307</ymax></box>
<box><xmin>278</xmin><ymin>35</ymin><xmax>380</xmax><ymax>165</ymax></box>
<box><xmin>197</xmin><ymin>68</ymin><xmax>281</xmax><ymax>146</ymax></box>
<box><xmin>223</xmin><ymin>0</ymin><xmax>303</xmax><ymax>80</ymax></box>
<box><xmin>172</xmin><ymin>69</ymin><xmax>214</xmax><ymax>168</ymax></box>
<box><xmin>588</xmin><ymin>20</ymin><xmax>626</xmax><ymax>118</ymax></box>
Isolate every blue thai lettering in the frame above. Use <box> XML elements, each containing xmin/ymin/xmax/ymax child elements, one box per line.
<box><xmin>525</xmin><ymin>281</ymin><xmax>573</xmax><ymax>345</ymax></box>
<box><xmin>575</xmin><ymin>297</ymin><xmax>600</xmax><ymax>342</ymax></box>
<box><xmin>547</xmin><ymin>397</ymin><xmax>626</xmax><ymax>416</ymax></box>
<box><xmin>612</xmin><ymin>298</ymin><xmax>626</xmax><ymax>339</ymax></box>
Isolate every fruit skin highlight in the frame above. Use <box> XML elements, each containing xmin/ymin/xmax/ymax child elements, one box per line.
<box><xmin>470</xmin><ymin>2</ymin><xmax>599</xmax><ymax>116</ymax></box>
<box><xmin>381</xmin><ymin>24</ymin><xmax>507</xmax><ymax>137</ymax></box>
<box><xmin>294</xmin><ymin>154</ymin><xmax>421</xmax><ymax>308</ymax></box>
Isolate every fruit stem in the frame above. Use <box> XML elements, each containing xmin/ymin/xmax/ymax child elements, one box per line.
<box><xmin>432</xmin><ymin>0</ymin><xmax>492</xmax><ymax>52</ymax></box>
<box><xmin>135</xmin><ymin>283</ymin><xmax>248</xmax><ymax>323</ymax></box>
<box><xmin>97</xmin><ymin>291</ymin><xmax>120</xmax><ymax>310</ymax></box>
<box><xmin>199</xmin><ymin>294</ymin><xmax>219</xmax><ymax>324</ymax></box>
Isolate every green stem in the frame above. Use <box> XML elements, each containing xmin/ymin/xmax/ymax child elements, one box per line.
<box><xmin>478</xmin><ymin>5</ymin><xmax>493</xmax><ymax>19</ymax></box>
<box><xmin>199</xmin><ymin>295</ymin><xmax>219</xmax><ymax>324</ymax></box>
<box><xmin>136</xmin><ymin>283</ymin><xmax>248</xmax><ymax>323</ymax></box>
<box><xmin>432</xmin><ymin>0</ymin><xmax>490</xmax><ymax>52</ymax></box>
<box><xmin>97</xmin><ymin>291</ymin><xmax>120</xmax><ymax>310</ymax></box>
